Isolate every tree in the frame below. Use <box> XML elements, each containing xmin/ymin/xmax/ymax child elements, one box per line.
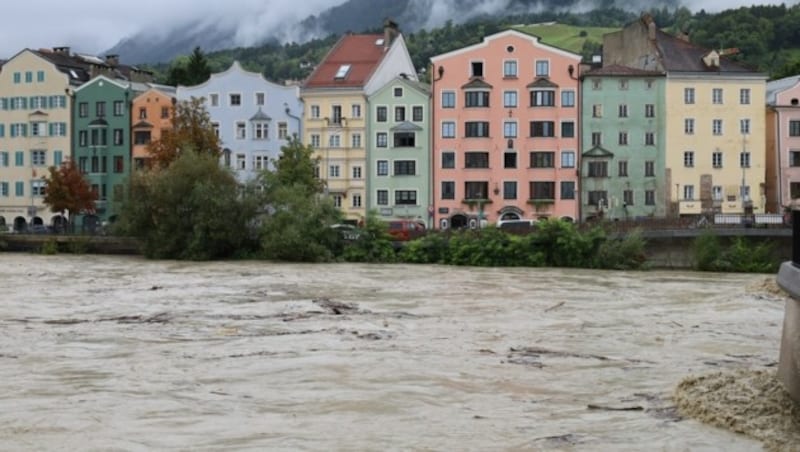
<box><xmin>164</xmin><ymin>47</ymin><xmax>212</xmax><ymax>86</ymax></box>
<box><xmin>116</xmin><ymin>151</ymin><xmax>259</xmax><ymax>260</ymax></box>
<box><xmin>147</xmin><ymin>97</ymin><xmax>221</xmax><ymax>168</ymax></box>
<box><xmin>42</xmin><ymin>160</ymin><xmax>97</xmax><ymax>231</ymax></box>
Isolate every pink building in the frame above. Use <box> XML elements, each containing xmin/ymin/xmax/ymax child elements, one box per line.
<box><xmin>430</xmin><ymin>30</ymin><xmax>582</xmax><ymax>229</ymax></box>
<box><xmin>766</xmin><ymin>75</ymin><xmax>800</xmax><ymax>212</ymax></box>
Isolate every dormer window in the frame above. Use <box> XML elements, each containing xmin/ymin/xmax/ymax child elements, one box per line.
<box><xmin>335</xmin><ymin>64</ymin><xmax>351</xmax><ymax>80</ymax></box>
<box><xmin>471</xmin><ymin>61</ymin><xmax>484</xmax><ymax>78</ymax></box>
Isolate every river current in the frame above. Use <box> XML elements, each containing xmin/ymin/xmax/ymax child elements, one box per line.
<box><xmin>0</xmin><ymin>254</ymin><xmax>787</xmax><ymax>450</ymax></box>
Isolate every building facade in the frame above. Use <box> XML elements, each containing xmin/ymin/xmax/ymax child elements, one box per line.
<box><xmin>301</xmin><ymin>21</ymin><xmax>417</xmax><ymax>222</ymax></box>
<box><xmin>131</xmin><ymin>87</ymin><xmax>176</xmax><ymax>170</ymax></box>
<box><xmin>177</xmin><ymin>61</ymin><xmax>302</xmax><ymax>183</ymax></box>
<box><xmin>0</xmin><ymin>50</ymin><xmax>71</xmax><ymax>231</ymax></box>
<box><xmin>430</xmin><ymin>30</ymin><xmax>582</xmax><ymax>229</ymax></box>
<box><xmin>766</xmin><ymin>75</ymin><xmax>800</xmax><ymax>213</ymax></box>
<box><xmin>581</xmin><ymin>65</ymin><xmax>668</xmax><ymax>221</ymax></box>
<box><xmin>367</xmin><ymin>76</ymin><xmax>431</xmax><ymax>226</ymax></box>
<box><xmin>603</xmin><ymin>15</ymin><xmax>767</xmax><ymax>217</ymax></box>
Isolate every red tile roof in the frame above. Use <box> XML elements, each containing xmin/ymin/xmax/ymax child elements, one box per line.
<box><xmin>303</xmin><ymin>34</ymin><xmax>388</xmax><ymax>89</ymax></box>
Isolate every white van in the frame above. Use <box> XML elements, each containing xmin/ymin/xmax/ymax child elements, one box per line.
<box><xmin>496</xmin><ymin>218</ymin><xmax>537</xmax><ymax>232</ymax></box>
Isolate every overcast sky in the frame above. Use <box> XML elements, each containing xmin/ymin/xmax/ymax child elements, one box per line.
<box><xmin>1</xmin><ymin>0</ymin><xmax>796</xmax><ymax>59</ymax></box>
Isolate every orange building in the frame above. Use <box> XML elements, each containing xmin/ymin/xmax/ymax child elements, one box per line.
<box><xmin>131</xmin><ymin>87</ymin><xmax>176</xmax><ymax>169</ymax></box>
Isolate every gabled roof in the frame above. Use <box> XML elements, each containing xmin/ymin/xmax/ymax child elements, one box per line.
<box><xmin>133</xmin><ymin>120</ymin><xmax>153</xmax><ymax>129</ymax></box>
<box><xmin>431</xmin><ymin>28</ymin><xmax>582</xmax><ymax>63</ymax></box>
<box><xmin>526</xmin><ymin>77</ymin><xmax>558</xmax><ymax>89</ymax></box>
<box><xmin>461</xmin><ymin>77</ymin><xmax>493</xmax><ymax>90</ymax></box>
<box><xmin>391</xmin><ymin>121</ymin><xmax>423</xmax><ymax>132</ymax></box>
<box><xmin>249</xmin><ymin>108</ymin><xmax>272</xmax><ymax>121</ymax></box>
<box><xmin>653</xmin><ymin>29</ymin><xmax>754</xmax><ymax>74</ymax></box>
<box><xmin>33</xmin><ymin>48</ymin><xmax>152</xmax><ymax>85</ymax></box>
<box><xmin>584</xmin><ymin>64</ymin><xmax>663</xmax><ymax>77</ymax></box>
<box><xmin>303</xmin><ymin>34</ymin><xmax>390</xmax><ymax>89</ymax></box>
<box><xmin>582</xmin><ymin>145</ymin><xmax>614</xmax><ymax>158</ymax></box>
<box><xmin>767</xmin><ymin>74</ymin><xmax>800</xmax><ymax>105</ymax></box>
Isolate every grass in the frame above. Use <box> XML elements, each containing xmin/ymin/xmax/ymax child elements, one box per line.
<box><xmin>512</xmin><ymin>23</ymin><xmax>618</xmax><ymax>54</ymax></box>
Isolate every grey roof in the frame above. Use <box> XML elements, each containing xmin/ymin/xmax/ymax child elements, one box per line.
<box><xmin>33</xmin><ymin>48</ymin><xmax>154</xmax><ymax>85</ymax></box>
<box><xmin>526</xmin><ymin>77</ymin><xmax>559</xmax><ymax>89</ymax></box>
<box><xmin>133</xmin><ymin>120</ymin><xmax>153</xmax><ymax>129</ymax></box>
<box><xmin>249</xmin><ymin>108</ymin><xmax>272</xmax><ymax>121</ymax></box>
<box><xmin>391</xmin><ymin>121</ymin><xmax>423</xmax><ymax>132</ymax></box>
<box><xmin>653</xmin><ymin>29</ymin><xmax>755</xmax><ymax>74</ymax></box>
<box><xmin>582</xmin><ymin>145</ymin><xmax>614</xmax><ymax>158</ymax></box>
<box><xmin>584</xmin><ymin>64</ymin><xmax>663</xmax><ymax>77</ymax></box>
<box><xmin>461</xmin><ymin>77</ymin><xmax>493</xmax><ymax>90</ymax></box>
<box><xmin>766</xmin><ymin>75</ymin><xmax>800</xmax><ymax>105</ymax></box>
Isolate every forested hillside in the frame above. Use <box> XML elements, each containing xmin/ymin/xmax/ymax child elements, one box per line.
<box><xmin>154</xmin><ymin>3</ymin><xmax>800</xmax><ymax>86</ymax></box>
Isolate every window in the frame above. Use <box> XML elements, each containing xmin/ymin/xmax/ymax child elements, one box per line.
<box><xmin>587</xmin><ymin>190</ymin><xmax>607</xmax><ymax>206</ymax></box>
<box><xmin>31</xmin><ymin>150</ymin><xmax>46</xmax><ymax>166</ymax></box>
<box><xmin>236</xmin><ymin>122</ymin><xmax>246</xmax><ymax>139</ymax></box>
<box><xmin>161</xmin><ymin>107</ymin><xmax>169</xmax><ymax>119</ymax></box>
<box><xmin>592</xmin><ymin>79</ymin><xmax>602</xmax><ymax>90</ymax></box>
<box><xmin>329</xmin><ymin>135</ymin><xmax>341</xmax><ymax>148</ymax></box>
<box><xmin>377</xmin><ymin>189</ymin><xmax>389</xmax><ymax>205</ymax></box>
<box><xmin>530</xmin><ymin>181</ymin><xmax>555</xmax><ymax>200</ymax></box>
<box><xmin>465</xmin><ymin>91</ymin><xmax>490</xmax><ymax>107</ymax></box>
<box><xmin>335</xmin><ymin>64</ymin><xmax>351</xmax><ymax>80</ymax></box>
<box><xmin>377</xmin><ymin>160</ymin><xmax>389</xmax><ymax>176</ymax></box>
<box><xmin>684</xmin><ymin>151</ymin><xmax>695</xmax><ymax>168</ymax></box>
<box><xmin>79</xmin><ymin>102</ymin><xmax>88</xmax><ymax>117</ymax></box>
<box><xmin>790</xmin><ymin>120</ymin><xmax>800</xmax><ymax>137</ymax></box>
<box><xmin>133</xmin><ymin>131</ymin><xmax>150</xmax><ymax>146</ymax></box>
<box><xmin>465</xmin><ymin>152</ymin><xmax>489</xmax><ymax>168</ymax></box>
<box><xmin>78</xmin><ymin>157</ymin><xmax>87</xmax><ymax>173</ymax></box>
<box><xmin>535</xmin><ymin>60</ymin><xmax>549</xmax><ymax>77</ymax></box>
<box><xmin>645</xmin><ymin>132</ymin><xmax>655</xmax><ymax>146</ymax></box>
<box><xmin>442</xmin><ymin>152</ymin><xmax>455</xmax><ymax>169</ymax></box>
<box><xmin>212</xmin><ymin>122</ymin><xmax>220</xmax><ymax>138</ymax></box>
<box><xmin>530</xmin><ymin>121</ymin><xmax>555</xmax><ymax>138</ymax></box>
<box><xmin>255</xmin><ymin>92</ymin><xmax>265</xmax><ymax>105</ymax></box>
<box><xmin>331</xmin><ymin>105</ymin><xmax>342</xmax><ymax>125</ymax></box>
<box><xmin>740</xmin><ymin>152</ymin><xmax>751</xmax><ymax>168</ymax></box>
<box><xmin>53</xmin><ymin>150</ymin><xmax>63</xmax><ymax>166</ymax></box>
<box><xmin>504</xmin><ymin>121</ymin><xmax>517</xmax><ymax>138</ymax></box>
<box><xmin>114</xmin><ymin>156</ymin><xmax>124</xmax><ymax>173</ymax></box>
<box><xmin>209</xmin><ymin>94</ymin><xmax>219</xmax><ymax>107</ymax></box>
<box><xmin>561</xmin><ymin>151</ymin><xmax>575</xmax><ymax>168</ymax></box>
<box><xmin>740</xmin><ymin>88</ymin><xmax>751</xmax><ymax>105</ymax></box>
<box><xmin>684</xmin><ymin>87</ymin><xmax>695</xmax><ymax>104</ymax></box>
<box><xmin>587</xmin><ymin>161</ymin><xmax>608</xmax><ymax>177</ymax></box>
<box><xmin>252</xmin><ymin>155</ymin><xmax>267</xmax><ymax>171</ymax></box>
<box><xmin>503</xmin><ymin>181</ymin><xmax>517</xmax><ymax>200</ymax></box>
<box><xmin>591</xmin><ymin>132</ymin><xmax>602</xmax><ymax>146</ymax></box>
<box><xmin>15</xmin><ymin>181</ymin><xmax>24</xmax><ymax>197</ymax></box>
<box><xmin>530</xmin><ymin>90</ymin><xmax>555</xmax><ymax>107</ymax></box>
<box><xmin>645</xmin><ymin>161</ymin><xmax>655</xmax><ymax>177</ymax></box>
<box><xmin>645</xmin><ymin>190</ymin><xmax>655</xmax><ymax>206</ymax></box>
<box><xmin>0</xmin><ymin>182</ymin><xmax>7</xmax><ymax>197</ymax></box>
<box><xmin>253</xmin><ymin>122</ymin><xmax>269</xmax><ymax>140</ymax></box>
<box><xmin>351</xmin><ymin>104</ymin><xmax>361</xmax><ymax>119</ymax></box>
<box><xmin>311</xmin><ymin>105</ymin><xmax>320</xmax><ymax>118</ymax></box>
<box><xmin>712</xmin><ymin>119</ymin><xmax>723</xmax><ymax>135</ymax></box>
<box><xmin>79</xmin><ymin>131</ymin><xmax>88</xmax><ymax>146</ymax></box>
<box><xmin>394</xmin><ymin>160</ymin><xmax>416</xmax><ymax>175</ymax></box>
<box><xmin>618</xmin><ymin>160</ymin><xmax>628</xmax><ymax>177</ymax></box>
<box><xmin>329</xmin><ymin>165</ymin><xmax>340</xmax><ymax>178</ymax></box>
<box><xmin>395</xmin><ymin>190</ymin><xmax>417</xmax><ymax>205</ymax></box>
<box><xmin>113</xmin><ymin>101</ymin><xmax>124</xmax><ymax>116</ymax></box>
<box><xmin>683</xmin><ymin>185</ymin><xmax>695</xmax><ymax>200</ymax></box>
<box><xmin>471</xmin><ymin>61</ymin><xmax>484</xmax><ymax>77</ymax></box>
<box><xmin>351</xmin><ymin>194</ymin><xmax>362</xmax><ymax>208</ymax></box>
<box><xmin>393</xmin><ymin>87</ymin><xmax>403</xmax><ymax>98</ymax></box>
<box><xmin>394</xmin><ymin>106</ymin><xmax>406</xmax><ymax>122</ymax></box>
<box><xmin>504</xmin><ymin>152</ymin><xmax>517</xmax><ymax>168</ymax></box>
<box><xmin>465</xmin><ymin>121</ymin><xmax>489</xmax><ymax>138</ymax></box>
<box><xmin>504</xmin><ymin>91</ymin><xmax>518</xmax><ymax>108</ymax></box>
<box><xmin>622</xmin><ymin>190</ymin><xmax>634</xmax><ymax>206</ymax></box>
<box><xmin>685</xmin><ymin>118</ymin><xmax>695</xmax><ymax>135</ymax></box>
<box><xmin>712</xmin><ymin>88</ymin><xmax>723</xmax><ymax>104</ymax></box>
<box><xmin>352</xmin><ymin>166</ymin><xmax>362</xmax><ymax>179</ymax></box>
<box><xmin>792</xmin><ymin>183</ymin><xmax>800</xmax><ymax>199</ymax></box>
<box><xmin>376</xmin><ymin>106</ymin><xmax>387</xmax><ymax>122</ymax></box>
<box><xmin>412</xmin><ymin>106</ymin><xmax>423</xmax><ymax>122</ymax></box>
<box><xmin>138</xmin><ymin>107</ymin><xmax>147</xmax><ymax>119</ymax></box>
<box><xmin>619</xmin><ymin>79</ymin><xmax>629</xmax><ymax>90</ymax></box>
<box><xmin>30</xmin><ymin>122</ymin><xmax>45</xmax><ymax>137</ymax></box>
<box><xmin>561</xmin><ymin>90</ymin><xmax>575</xmax><ymax>107</ymax></box>
<box><xmin>278</xmin><ymin>122</ymin><xmax>288</xmax><ymax>140</ymax></box>
<box><xmin>332</xmin><ymin>195</ymin><xmax>342</xmax><ymax>208</ymax></box>
<box><xmin>113</xmin><ymin>128</ymin><xmax>123</xmax><ymax>145</ymax></box>
<box><xmin>618</xmin><ymin>104</ymin><xmax>628</xmax><ymax>117</ymax></box>
<box><xmin>376</xmin><ymin>132</ymin><xmax>388</xmax><ymax>147</ymax></box>
<box><xmin>15</xmin><ymin>151</ymin><xmax>24</xmax><ymax>167</ymax></box>
<box><xmin>618</xmin><ymin>132</ymin><xmax>628</xmax><ymax>146</ymax></box>
<box><xmin>230</xmin><ymin>94</ymin><xmax>241</xmax><ymax>106</ymax></box>
<box><xmin>13</xmin><ymin>72</ymin><xmax>20</xmax><ymax>84</ymax></box>
<box><xmin>37</xmin><ymin>70</ymin><xmax>45</xmax><ymax>82</ymax></box>
<box><xmin>31</xmin><ymin>180</ymin><xmax>45</xmax><ymax>197</ymax></box>
<box><xmin>25</xmin><ymin>71</ymin><xmax>32</xmax><ymax>83</ymax></box>
<box><xmin>351</xmin><ymin>133</ymin><xmax>361</xmax><ymax>148</ymax></box>
<box><xmin>561</xmin><ymin>122</ymin><xmax>575</xmax><ymax>138</ymax></box>
<box><xmin>592</xmin><ymin>104</ymin><xmax>602</xmax><ymax>118</ymax></box>
<box><xmin>310</xmin><ymin>134</ymin><xmax>320</xmax><ymax>148</ymax></box>
<box><xmin>441</xmin><ymin>182</ymin><xmax>455</xmax><ymax>200</ymax></box>
<box><xmin>790</xmin><ymin>151</ymin><xmax>800</xmax><ymax>167</ymax></box>
<box><xmin>504</xmin><ymin>60</ymin><xmax>518</xmax><ymax>77</ymax></box>
<box><xmin>713</xmin><ymin>186</ymin><xmax>723</xmax><ymax>201</ymax></box>
<box><xmin>530</xmin><ymin>152</ymin><xmax>555</xmax><ymax>168</ymax></box>
<box><xmin>465</xmin><ymin>181</ymin><xmax>488</xmax><ymax>199</ymax></box>
<box><xmin>713</xmin><ymin>151</ymin><xmax>723</xmax><ymax>168</ymax></box>
<box><xmin>560</xmin><ymin>181</ymin><xmax>575</xmax><ymax>200</ymax></box>
<box><xmin>740</xmin><ymin>118</ymin><xmax>750</xmax><ymax>135</ymax></box>
<box><xmin>645</xmin><ymin>104</ymin><xmax>655</xmax><ymax>118</ymax></box>
<box><xmin>442</xmin><ymin>91</ymin><xmax>455</xmax><ymax>108</ymax></box>
<box><xmin>91</xmin><ymin>156</ymin><xmax>99</xmax><ymax>173</ymax></box>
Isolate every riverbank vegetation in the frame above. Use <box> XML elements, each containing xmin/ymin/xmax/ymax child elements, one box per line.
<box><xmin>691</xmin><ymin>230</ymin><xmax>779</xmax><ymax>273</ymax></box>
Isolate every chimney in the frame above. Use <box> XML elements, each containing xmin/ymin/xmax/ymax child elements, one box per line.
<box><xmin>383</xmin><ymin>18</ymin><xmax>399</xmax><ymax>49</ymax></box>
<box><xmin>53</xmin><ymin>46</ymin><xmax>71</xmax><ymax>55</ymax></box>
<box><xmin>105</xmin><ymin>54</ymin><xmax>119</xmax><ymax>67</ymax></box>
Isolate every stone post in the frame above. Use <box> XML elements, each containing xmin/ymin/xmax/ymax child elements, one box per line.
<box><xmin>776</xmin><ymin>209</ymin><xmax>800</xmax><ymax>403</ymax></box>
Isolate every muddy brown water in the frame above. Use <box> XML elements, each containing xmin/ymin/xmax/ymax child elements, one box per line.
<box><xmin>0</xmin><ymin>254</ymin><xmax>789</xmax><ymax>450</ymax></box>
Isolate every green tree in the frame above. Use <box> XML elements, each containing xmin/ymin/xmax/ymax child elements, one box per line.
<box><xmin>164</xmin><ymin>47</ymin><xmax>211</xmax><ymax>86</ymax></box>
<box><xmin>42</xmin><ymin>160</ymin><xmax>97</xmax><ymax>232</ymax></box>
<box><xmin>117</xmin><ymin>151</ymin><xmax>259</xmax><ymax>260</ymax></box>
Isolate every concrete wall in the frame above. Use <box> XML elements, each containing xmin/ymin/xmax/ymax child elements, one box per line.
<box><xmin>777</xmin><ymin>262</ymin><xmax>800</xmax><ymax>404</ymax></box>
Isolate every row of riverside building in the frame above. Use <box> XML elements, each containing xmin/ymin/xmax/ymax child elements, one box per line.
<box><xmin>1</xmin><ymin>15</ymin><xmax>800</xmax><ymax>232</ymax></box>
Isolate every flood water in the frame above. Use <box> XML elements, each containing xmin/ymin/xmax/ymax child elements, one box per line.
<box><xmin>0</xmin><ymin>254</ymin><xmax>788</xmax><ymax>450</ymax></box>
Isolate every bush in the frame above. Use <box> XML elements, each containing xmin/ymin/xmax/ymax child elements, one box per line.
<box><xmin>692</xmin><ymin>232</ymin><xmax>778</xmax><ymax>273</ymax></box>
<box><xmin>40</xmin><ymin>239</ymin><xmax>58</xmax><ymax>255</ymax></box>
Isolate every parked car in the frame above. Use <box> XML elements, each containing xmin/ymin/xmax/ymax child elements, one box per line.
<box><xmin>29</xmin><ymin>224</ymin><xmax>50</xmax><ymax>234</ymax></box>
<box><xmin>386</xmin><ymin>220</ymin><xmax>426</xmax><ymax>241</ymax></box>
<box><xmin>496</xmin><ymin>219</ymin><xmax>537</xmax><ymax>234</ymax></box>
<box><xmin>330</xmin><ymin>224</ymin><xmax>361</xmax><ymax>242</ymax></box>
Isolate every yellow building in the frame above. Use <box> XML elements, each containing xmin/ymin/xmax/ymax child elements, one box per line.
<box><xmin>301</xmin><ymin>21</ymin><xmax>416</xmax><ymax>222</ymax></box>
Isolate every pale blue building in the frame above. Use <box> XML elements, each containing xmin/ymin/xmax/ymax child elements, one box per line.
<box><xmin>177</xmin><ymin>61</ymin><xmax>303</xmax><ymax>182</ymax></box>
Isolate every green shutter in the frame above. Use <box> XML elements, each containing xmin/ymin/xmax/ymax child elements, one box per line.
<box><xmin>54</xmin><ymin>150</ymin><xmax>63</xmax><ymax>165</ymax></box>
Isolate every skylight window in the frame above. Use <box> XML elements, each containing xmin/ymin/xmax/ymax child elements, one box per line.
<box><xmin>334</xmin><ymin>64</ymin><xmax>351</xmax><ymax>80</ymax></box>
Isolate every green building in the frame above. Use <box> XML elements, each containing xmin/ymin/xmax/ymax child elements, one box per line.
<box><xmin>581</xmin><ymin>65</ymin><xmax>668</xmax><ymax>221</ymax></box>
<box><xmin>367</xmin><ymin>76</ymin><xmax>431</xmax><ymax>226</ymax></box>
<box><xmin>71</xmin><ymin>76</ymin><xmax>142</xmax><ymax>230</ymax></box>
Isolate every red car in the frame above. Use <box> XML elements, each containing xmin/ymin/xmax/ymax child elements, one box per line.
<box><xmin>386</xmin><ymin>220</ymin><xmax>426</xmax><ymax>241</ymax></box>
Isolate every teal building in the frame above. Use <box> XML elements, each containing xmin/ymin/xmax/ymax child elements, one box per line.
<box><xmin>367</xmin><ymin>76</ymin><xmax>431</xmax><ymax>226</ymax></box>
<box><xmin>580</xmin><ymin>65</ymin><xmax>668</xmax><ymax>221</ymax></box>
